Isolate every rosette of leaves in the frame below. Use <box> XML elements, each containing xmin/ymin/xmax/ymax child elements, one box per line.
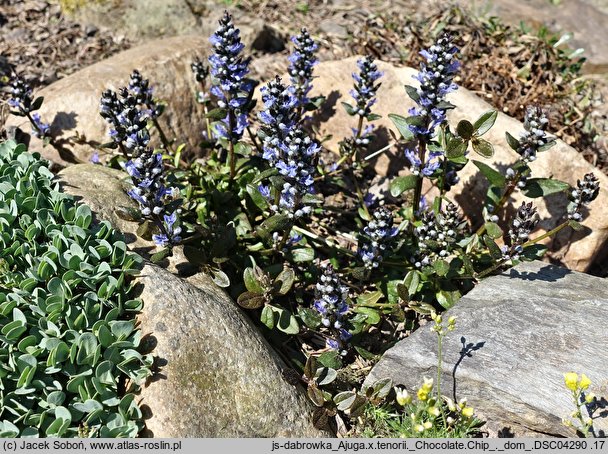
<box><xmin>0</xmin><ymin>141</ymin><xmax>152</xmax><ymax>437</ymax></box>
<box><xmin>236</xmin><ymin>263</ymin><xmax>299</xmax><ymax>334</ymax></box>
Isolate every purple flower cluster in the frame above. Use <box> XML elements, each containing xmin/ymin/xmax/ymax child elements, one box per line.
<box><xmin>208</xmin><ymin>12</ymin><xmax>253</xmax><ymax>142</ymax></box>
<box><xmin>258</xmin><ymin>77</ymin><xmax>298</xmax><ymax>163</ymax></box>
<box><xmin>358</xmin><ymin>207</ymin><xmax>398</xmax><ymax>269</ymax></box>
<box><xmin>260</xmin><ymin>128</ymin><xmax>320</xmax><ymax>218</ymax></box>
<box><xmin>517</xmin><ymin>106</ymin><xmax>553</xmax><ymax>163</ymax></box>
<box><xmin>567</xmin><ymin>173</ymin><xmax>600</xmax><ymax>221</ymax></box>
<box><xmin>128</xmin><ymin>69</ymin><xmax>162</xmax><ymax>118</ymax></box>
<box><xmin>100</xmin><ymin>88</ymin><xmax>149</xmax><ymax>156</ymax></box>
<box><xmin>258</xmin><ymin>77</ymin><xmax>319</xmax><ymax>218</ymax></box>
<box><xmin>350</xmin><ymin>56</ymin><xmax>382</xmax><ymax>119</ymax></box>
<box><xmin>409</xmin><ymin>34</ymin><xmax>459</xmax><ymax>137</ymax></box>
<box><xmin>502</xmin><ymin>202</ymin><xmax>539</xmax><ymax>260</ymax></box>
<box><xmin>288</xmin><ymin>28</ymin><xmax>318</xmax><ymax>108</ymax></box>
<box><xmin>191</xmin><ymin>58</ymin><xmax>211</xmax><ymax>104</ymax></box>
<box><xmin>412</xmin><ymin>203</ymin><xmax>465</xmax><ymax>267</ymax></box>
<box><xmin>405</xmin><ymin>148</ymin><xmax>442</xmax><ymax>177</ymax></box>
<box><xmin>7</xmin><ymin>76</ymin><xmax>51</xmax><ymax>139</ymax></box>
<box><xmin>125</xmin><ymin>150</ymin><xmax>182</xmax><ymax>247</ymax></box>
<box><xmin>313</xmin><ymin>264</ymin><xmax>351</xmax><ymax>352</ymax></box>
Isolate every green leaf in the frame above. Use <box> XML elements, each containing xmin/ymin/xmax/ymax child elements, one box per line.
<box><xmin>522</xmin><ymin>178</ymin><xmax>570</xmax><ymax>198</ymax></box>
<box><xmin>445</xmin><ymin>137</ymin><xmax>468</xmax><ymax>159</ymax></box>
<box><xmin>31</xmin><ymin>96</ymin><xmax>44</xmax><ymax>111</ymax></box>
<box><xmin>274</xmin><ymin>267</ymin><xmax>295</xmax><ymax>295</ymax></box>
<box><xmin>234</xmin><ymin>142</ymin><xmax>252</xmax><ymax>157</ymax></box>
<box><xmin>388</xmin><ymin>114</ymin><xmax>414</xmax><ymax>141</ymax></box>
<box><xmin>341</xmin><ymin>102</ymin><xmax>356</xmax><ymax>116</ymax></box>
<box><xmin>334</xmin><ymin>391</ymin><xmax>357</xmax><ymax>411</ymax></box>
<box><xmin>568</xmin><ymin>220</ymin><xmax>583</xmax><ymax>231</ymax></box>
<box><xmin>275</xmin><ymin>307</ymin><xmax>299</xmax><ymax>334</ymax></box>
<box><xmin>483</xmin><ymin>235</ymin><xmax>503</xmax><ymax>259</ymax></box>
<box><xmin>472</xmin><ymin>138</ymin><xmax>494</xmax><ymax>158</ymax></box>
<box><xmin>209</xmin><ymin>268</ymin><xmax>230</xmax><ymax>288</ymax></box>
<box><xmin>485</xmin><ymin>222</ymin><xmax>503</xmax><ymax>239</ymax></box>
<box><xmin>237</xmin><ymin>291</ymin><xmax>265</xmax><ymax>309</ymax></box>
<box><xmin>354</xmin><ymin>306</ymin><xmax>381</xmax><ymax>325</ymax></box>
<box><xmin>390</xmin><ymin>174</ymin><xmax>418</xmax><ymax>197</ymax></box>
<box><xmin>244</xmin><ymin>267</ymin><xmax>264</xmax><ymax>293</ymax></box>
<box><xmin>257</xmin><ymin>214</ymin><xmax>291</xmax><ymax>237</ymax></box>
<box><xmin>260</xmin><ymin>305</ymin><xmax>275</xmax><ymax>329</ymax></box>
<box><xmin>435</xmin><ymin>289</ymin><xmax>460</xmax><ymax>309</ymax></box>
<box><xmin>456</xmin><ymin>120</ymin><xmax>475</xmax><ymax>140</ymax></box>
<box><xmin>433</xmin><ymin>259</ymin><xmax>449</xmax><ymax>276</ymax></box>
<box><xmin>404</xmin><ymin>270</ymin><xmax>420</xmax><ymax>298</ymax></box>
<box><xmin>315</xmin><ymin>367</ymin><xmax>337</xmax><ymax>386</ymax></box>
<box><xmin>356</xmin><ymin>290</ymin><xmax>383</xmax><ymax>306</ymax></box>
<box><xmin>473</xmin><ymin>110</ymin><xmax>498</xmax><ymax>136</ymax></box>
<box><xmin>291</xmin><ymin>247</ymin><xmax>315</xmax><ymax>263</ymax></box>
<box><xmin>150</xmin><ymin>248</ymin><xmax>172</xmax><ymax>263</ymax></box>
<box><xmin>298</xmin><ymin>307</ymin><xmax>322</xmax><ymax>329</ymax></box>
<box><xmin>205</xmin><ymin>108</ymin><xmax>228</xmax><ymax>120</ymax></box>
<box><xmin>505</xmin><ymin>131</ymin><xmax>520</xmax><ymax>151</ymax></box>
<box><xmin>473</xmin><ymin>160</ymin><xmax>506</xmax><ymax>187</ymax></box>
<box><xmin>521</xmin><ymin>244</ymin><xmax>548</xmax><ymax>260</ymax></box>
<box><xmin>404</xmin><ymin>85</ymin><xmax>420</xmax><ymax>102</ymax></box>
<box><xmin>246</xmin><ymin>184</ymin><xmax>268</xmax><ymax>211</ymax></box>
<box><xmin>318</xmin><ymin>350</ymin><xmax>342</xmax><ymax>369</ymax></box>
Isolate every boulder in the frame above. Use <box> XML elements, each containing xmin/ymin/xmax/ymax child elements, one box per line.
<box><xmin>306</xmin><ymin>57</ymin><xmax>608</xmax><ymax>271</ymax></box>
<box><xmin>457</xmin><ymin>0</ymin><xmax>608</xmax><ymax>73</ymax></box>
<box><xmin>57</xmin><ymin>164</ymin><xmax>325</xmax><ymax>437</ymax></box>
<box><xmin>5</xmin><ymin>36</ymin><xmax>209</xmax><ymax>166</ymax></box>
<box><xmin>136</xmin><ymin>264</ymin><xmax>324</xmax><ymax>437</ymax></box>
<box><xmin>364</xmin><ymin>260</ymin><xmax>608</xmax><ymax>437</ymax></box>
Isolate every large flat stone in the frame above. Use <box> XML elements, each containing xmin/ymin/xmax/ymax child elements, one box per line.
<box><xmin>307</xmin><ymin>58</ymin><xmax>608</xmax><ymax>271</ymax></box>
<box><xmin>364</xmin><ymin>260</ymin><xmax>608</xmax><ymax>437</ymax></box>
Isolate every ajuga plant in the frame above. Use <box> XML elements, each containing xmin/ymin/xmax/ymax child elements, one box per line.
<box><xmin>7</xmin><ymin>75</ymin><xmax>51</xmax><ymax>142</ymax></box>
<box><xmin>99</xmin><ymin>70</ymin><xmax>182</xmax><ymax>255</ymax></box>
<box><xmin>0</xmin><ymin>140</ymin><xmax>152</xmax><ymax>437</ymax></box>
<box><xmin>11</xmin><ymin>13</ymin><xmax>602</xmax><ymax>436</ymax></box>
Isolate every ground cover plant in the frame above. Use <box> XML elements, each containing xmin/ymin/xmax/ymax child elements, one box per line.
<box><xmin>0</xmin><ymin>140</ymin><xmax>152</xmax><ymax>437</ymax></box>
<box><xmin>3</xmin><ymin>10</ymin><xmax>603</xmax><ymax>438</ymax></box>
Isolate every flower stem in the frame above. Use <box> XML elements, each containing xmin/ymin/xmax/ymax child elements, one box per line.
<box><xmin>152</xmin><ymin>117</ymin><xmax>174</xmax><ymax>155</ymax></box>
<box><xmin>522</xmin><ymin>221</ymin><xmax>569</xmax><ymax>248</ymax></box>
<box><xmin>228</xmin><ymin>110</ymin><xmax>236</xmax><ymax>181</ymax></box>
<box><xmin>412</xmin><ymin>140</ymin><xmax>427</xmax><ymax>222</ymax></box>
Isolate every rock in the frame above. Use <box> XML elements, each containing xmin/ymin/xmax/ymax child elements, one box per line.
<box><xmin>57</xmin><ymin>164</ymin><xmax>326</xmax><ymax>437</ymax></box>
<box><xmin>305</xmin><ymin>57</ymin><xmax>608</xmax><ymax>271</ymax></box>
<box><xmin>136</xmin><ymin>264</ymin><xmax>324</xmax><ymax>437</ymax></box>
<box><xmin>456</xmin><ymin>0</ymin><xmax>608</xmax><ymax>73</ymax></box>
<box><xmin>5</xmin><ymin>36</ymin><xmax>209</xmax><ymax>166</ymax></box>
<box><xmin>67</xmin><ymin>0</ymin><xmax>201</xmax><ymax>41</ymax></box>
<box><xmin>364</xmin><ymin>260</ymin><xmax>608</xmax><ymax>437</ymax></box>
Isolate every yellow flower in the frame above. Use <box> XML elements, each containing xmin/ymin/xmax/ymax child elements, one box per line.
<box><xmin>395</xmin><ymin>388</ymin><xmax>412</xmax><ymax>406</ymax></box>
<box><xmin>415</xmin><ymin>424</ymin><xmax>425</xmax><ymax>433</ymax></box>
<box><xmin>423</xmin><ymin>421</ymin><xmax>433</xmax><ymax>430</ymax></box>
<box><xmin>428</xmin><ymin>406</ymin><xmax>440</xmax><ymax>417</ymax></box>
<box><xmin>462</xmin><ymin>406</ymin><xmax>474</xmax><ymax>418</ymax></box>
<box><xmin>564</xmin><ymin>372</ymin><xmax>579</xmax><ymax>391</ymax></box>
<box><xmin>422</xmin><ymin>377</ymin><xmax>434</xmax><ymax>392</ymax></box>
<box><xmin>417</xmin><ymin>388</ymin><xmax>428</xmax><ymax>401</ymax></box>
<box><xmin>579</xmin><ymin>374</ymin><xmax>591</xmax><ymax>390</ymax></box>
<box><xmin>585</xmin><ymin>393</ymin><xmax>596</xmax><ymax>404</ymax></box>
<box><xmin>448</xmin><ymin>316</ymin><xmax>457</xmax><ymax>325</ymax></box>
